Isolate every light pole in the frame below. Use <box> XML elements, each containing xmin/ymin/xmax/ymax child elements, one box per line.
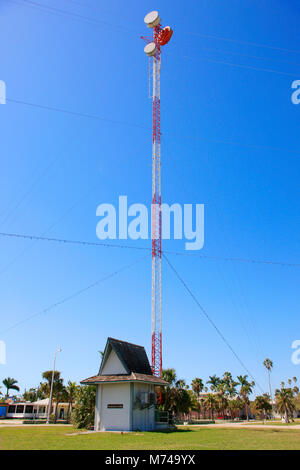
<box><xmin>46</xmin><ymin>347</ymin><xmax>62</xmax><ymax>424</ymax></box>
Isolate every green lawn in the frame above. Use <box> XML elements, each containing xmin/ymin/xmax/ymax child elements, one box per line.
<box><xmin>1</xmin><ymin>426</ymin><xmax>300</xmax><ymax>450</ymax></box>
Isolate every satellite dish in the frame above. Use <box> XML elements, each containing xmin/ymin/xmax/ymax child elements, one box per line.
<box><xmin>144</xmin><ymin>11</ymin><xmax>161</xmax><ymax>28</ymax></box>
<box><xmin>157</xmin><ymin>26</ymin><xmax>173</xmax><ymax>46</ymax></box>
<box><xmin>144</xmin><ymin>42</ymin><xmax>157</xmax><ymax>57</ymax></box>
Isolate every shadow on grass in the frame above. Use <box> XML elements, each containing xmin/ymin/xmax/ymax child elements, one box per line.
<box><xmin>153</xmin><ymin>428</ymin><xmax>193</xmax><ymax>434</ymax></box>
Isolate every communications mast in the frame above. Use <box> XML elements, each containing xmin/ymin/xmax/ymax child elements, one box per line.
<box><xmin>142</xmin><ymin>11</ymin><xmax>173</xmax><ymax>377</ymax></box>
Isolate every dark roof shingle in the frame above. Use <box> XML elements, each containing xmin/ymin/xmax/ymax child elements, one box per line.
<box><xmin>81</xmin><ymin>372</ymin><xmax>168</xmax><ymax>386</ymax></box>
<box><xmin>104</xmin><ymin>337</ymin><xmax>153</xmax><ymax>375</ymax></box>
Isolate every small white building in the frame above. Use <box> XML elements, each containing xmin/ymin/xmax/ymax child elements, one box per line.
<box><xmin>81</xmin><ymin>337</ymin><xmax>168</xmax><ymax>432</ymax></box>
<box><xmin>6</xmin><ymin>398</ymin><xmax>71</xmax><ymax>420</ymax></box>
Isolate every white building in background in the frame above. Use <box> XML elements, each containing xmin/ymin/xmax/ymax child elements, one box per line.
<box><xmin>6</xmin><ymin>398</ymin><xmax>71</xmax><ymax>420</ymax></box>
<box><xmin>81</xmin><ymin>337</ymin><xmax>168</xmax><ymax>432</ymax></box>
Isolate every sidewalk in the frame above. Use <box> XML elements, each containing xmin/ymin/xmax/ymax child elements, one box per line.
<box><xmin>178</xmin><ymin>422</ymin><xmax>300</xmax><ymax>430</ymax></box>
<box><xmin>0</xmin><ymin>420</ymin><xmax>72</xmax><ymax>427</ymax></box>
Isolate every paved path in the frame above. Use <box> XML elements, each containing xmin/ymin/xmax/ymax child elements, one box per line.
<box><xmin>1</xmin><ymin>421</ymin><xmax>299</xmax><ymax>431</ymax></box>
<box><xmin>0</xmin><ymin>421</ymin><xmax>72</xmax><ymax>428</ymax></box>
<box><xmin>178</xmin><ymin>423</ymin><xmax>300</xmax><ymax>430</ymax></box>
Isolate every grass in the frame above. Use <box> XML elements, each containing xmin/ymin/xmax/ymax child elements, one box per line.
<box><xmin>1</xmin><ymin>426</ymin><xmax>300</xmax><ymax>450</ymax></box>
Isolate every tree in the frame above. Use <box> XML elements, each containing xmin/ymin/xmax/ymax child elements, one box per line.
<box><xmin>207</xmin><ymin>375</ymin><xmax>221</xmax><ymax>392</ymax></box>
<box><xmin>23</xmin><ymin>388</ymin><xmax>38</xmax><ymax>402</ymax></box>
<box><xmin>160</xmin><ymin>369</ymin><xmax>192</xmax><ymax>416</ymax></box>
<box><xmin>170</xmin><ymin>386</ymin><xmax>192</xmax><ymax>415</ymax></box>
<box><xmin>191</xmin><ymin>378</ymin><xmax>204</xmax><ymax>418</ymax></box>
<box><xmin>2</xmin><ymin>377</ymin><xmax>20</xmax><ymax>398</ymax></box>
<box><xmin>254</xmin><ymin>394</ymin><xmax>272</xmax><ymax>420</ymax></box>
<box><xmin>228</xmin><ymin>396</ymin><xmax>243</xmax><ymax>419</ymax></box>
<box><xmin>161</xmin><ymin>368</ymin><xmax>176</xmax><ymax>387</ymax></box>
<box><xmin>71</xmin><ymin>385</ymin><xmax>96</xmax><ymax>429</ymax></box>
<box><xmin>237</xmin><ymin>375</ymin><xmax>255</xmax><ymax>421</ymax></box>
<box><xmin>160</xmin><ymin>368</ymin><xmax>177</xmax><ymax>412</ymax></box>
<box><xmin>294</xmin><ymin>392</ymin><xmax>300</xmax><ymax>414</ymax></box>
<box><xmin>221</xmin><ymin>372</ymin><xmax>237</xmax><ymax>398</ymax></box>
<box><xmin>65</xmin><ymin>381</ymin><xmax>78</xmax><ymax>422</ymax></box>
<box><xmin>191</xmin><ymin>378</ymin><xmax>204</xmax><ymax>397</ymax></box>
<box><xmin>175</xmin><ymin>379</ymin><xmax>186</xmax><ymax>389</ymax></box>
<box><xmin>40</xmin><ymin>370</ymin><xmax>61</xmax><ymax>397</ymax></box>
<box><xmin>275</xmin><ymin>379</ymin><xmax>298</xmax><ymax>423</ymax></box>
<box><xmin>215</xmin><ymin>388</ymin><xmax>228</xmax><ymax>419</ymax></box>
<box><xmin>40</xmin><ymin>370</ymin><xmax>63</xmax><ymax>420</ymax></box>
<box><xmin>203</xmin><ymin>393</ymin><xmax>217</xmax><ymax>420</ymax></box>
<box><xmin>263</xmin><ymin>358</ymin><xmax>273</xmax><ymax>414</ymax></box>
<box><xmin>52</xmin><ymin>380</ymin><xmax>67</xmax><ymax>423</ymax></box>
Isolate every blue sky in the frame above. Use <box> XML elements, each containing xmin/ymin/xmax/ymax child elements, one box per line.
<box><xmin>0</xmin><ymin>0</ymin><xmax>300</xmax><ymax>396</ymax></box>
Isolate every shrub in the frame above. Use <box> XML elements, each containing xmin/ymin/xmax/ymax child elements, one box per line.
<box><xmin>71</xmin><ymin>385</ymin><xmax>96</xmax><ymax>429</ymax></box>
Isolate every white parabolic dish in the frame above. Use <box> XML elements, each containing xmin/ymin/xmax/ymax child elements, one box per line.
<box><xmin>144</xmin><ymin>42</ymin><xmax>157</xmax><ymax>57</ymax></box>
<box><xmin>144</xmin><ymin>11</ymin><xmax>161</xmax><ymax>28</ymax></box>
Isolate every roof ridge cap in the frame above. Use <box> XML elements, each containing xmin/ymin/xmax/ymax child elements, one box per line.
<box><xmin>108</xmin><ymin>337</ymin><xmax>145</xmax><ymax>349</ymax></box>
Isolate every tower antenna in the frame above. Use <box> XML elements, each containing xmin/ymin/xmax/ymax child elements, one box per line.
<box><xmin>142</xmin><ymin>11</ymin><xmax>173</xmax><ymax>377</ymax></box>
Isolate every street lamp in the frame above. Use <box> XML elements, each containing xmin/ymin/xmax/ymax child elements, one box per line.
<box><xmin>46</xmin><ymin>347</ymin><xmax>62</xmax><ymax>424</ymax></box>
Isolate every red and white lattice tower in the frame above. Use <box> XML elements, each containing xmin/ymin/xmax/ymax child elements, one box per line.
<box><xmin>142</xmin><ymin>11</ymin><xmax>173</xmax><ymax>377</ymax></box>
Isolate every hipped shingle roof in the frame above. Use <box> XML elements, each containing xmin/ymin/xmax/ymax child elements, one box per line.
<box><xmin>81</xmin><ymin>372</ymin><xmax>168</xmax><ymax>386</ymax></box>
<box><xmin>81</xmin><ymin>338</ymin><xmax>168</xmax><ymax>387</ymax></box>
<box><xmin>104</xmin><ymin>337</ymin><xmax>152</xmax><ymax>375</ymax></box>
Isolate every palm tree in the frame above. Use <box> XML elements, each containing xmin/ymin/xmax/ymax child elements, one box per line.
<box><xmin>41</xmin><ymin>370</ymin><xmax>62</xmax><ymax>418</ymax></box>
<box><xmin>191</xmin><ymin>378</ymin><xmax>204</xmax><ymax>418</ymax></box>
<box><xmin>2</xmin><ymin>377</ymin><xmax>20</xmax><ymax>398</ymax></box>
<box><xmin>228</xmin><ymin>396</ymin><xmax>243</xmax><ymax>419</ymax></box>
<box><xmin>175</xmin><ymin>379</ymin><xmax>186</xmax><ymax>389</ymax></box>
<box><xmin>52</xmin><ymin>381</ymin><xmax>67</xmax><ymax>423</ymax></box>
<box><xmin>216</xmin><ymin>389</ymin><xmax>228</xmax><ymax>419</ymax></box>
<box><xmin>65</xmin><ymin>381</ymin><xmax>78</xmax><ymax>422</ymax></box>
<box><xmin>254</xmin><ymin>394</ymin><xmax>272</xmax><ymax>421</ymax></box>
<box><xmin>203</xmin><ymin>393</ymin><xmax>217</xmax><ymax>420</ymax></box>
<box><xmin>23</xmin><ymin>388</ymin><xmax>38</xmax><ymax>402</ymax></box>
<box><xmin>161</xmin><ymin>368</ymin><xmax>176</xmax><ymax>387</ymax></box>
<box><xmin>161</xmin><ymin>368</ymin><xmax>177</xmax><ymax>412</ymax></box>
<box><xmin>207</xmin><ymin>375</ymin><xmax>221</xmax><ymax>392</ymax></box>
<box><xmin>191</xmin><ymin>378</ymin><xmax>204</xmax><ymax>396</ymax></box>
<box><xmin>275</xmin><ymin>387</ymin><xmax>295</xmax><ymax>423</ymax></box>
<box><xmin>237</xmin><ymin>375</ymin><xmax>255</xmax><ymax>421</ymax></box>
<box><xmin>41</xmin><ymin>370</ymin><xmax>61</xmax><ymax>392</ymax></box>
<box><xmin>263</xmin><ymin>359</ymin><xmax>273</xmax><ymax>391</ymax></box>
<box><xmin>170</xmin><ymin>387</ymin><xmax>192</xmax><ymax>415</ymax></box>
<box><xmin>263</xmin><ymin>358</ymin><xmax>274</xmax><ymax>417</ymax></box>
<box><xmin>222</xmin><ymin>372</ymin><xmax>238</xmax><ymax>398</ymax></box>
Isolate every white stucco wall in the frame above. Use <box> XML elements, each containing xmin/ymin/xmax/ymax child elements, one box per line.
<box><xmin>132</xmin><ymin>383</ymin><xmax>155</xmax><ymax>432</ymax></box>
<box><xmin>95</xmin><ymin>383</ymin><xmax>131</xmax><ymax>431</ymax></box>
<box><xmin>101</xmin><ymin>349</ymin><xmax>127</xmax><ymax>375</ymax></box>
<box><xmin>95</xmin><ymin>382</ymin><xmax>156</xmax><ymax>432</ymax></box>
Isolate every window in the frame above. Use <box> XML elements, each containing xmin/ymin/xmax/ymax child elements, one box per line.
<box><xmin>8</xmin><ymin>405</ymin><xmax>15</xmax><ymax>413</ymax></box>
<box><xmin>16</xmin><ymin>405</ymin><xmax>24</xmax><ymax>414</ymax></box>
<box><xmin>25</xmin><ymin>405</ymin><xmax>33</xmax><ymax>413</ymax></box>
<box><xmin>107</xmin><ymin>404</ymin><xmax>123</xmax><ymax>409</ymax></box>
